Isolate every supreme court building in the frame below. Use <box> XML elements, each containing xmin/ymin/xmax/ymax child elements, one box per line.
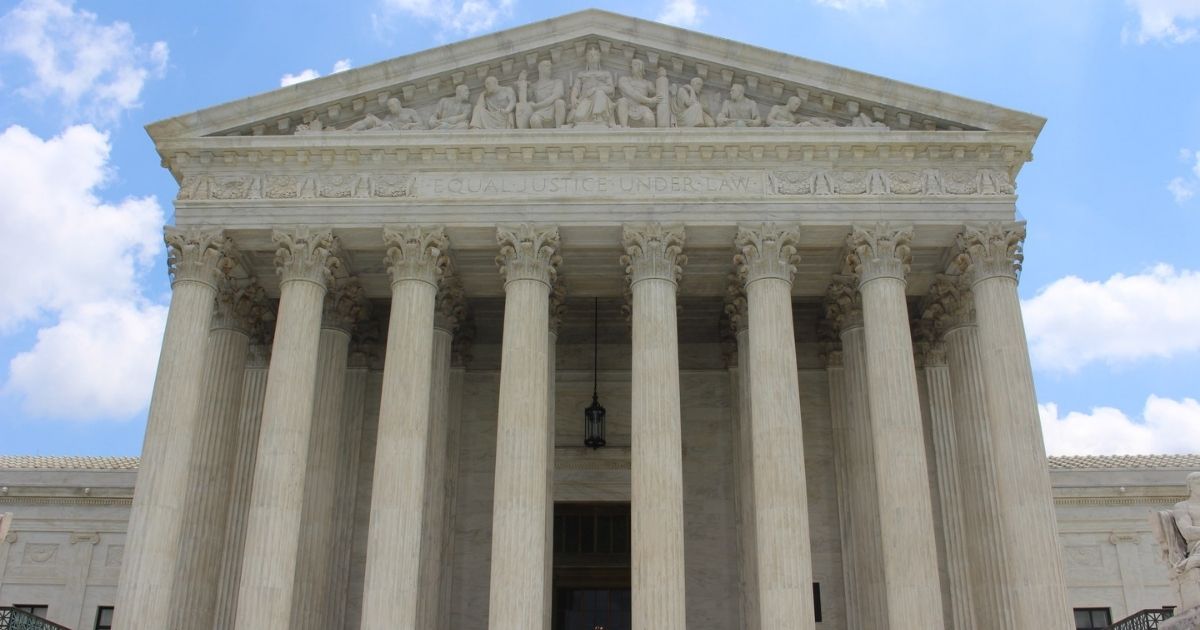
<box><xmin>31</xmin><ymin>9</ymin><xmax>1094</xmax><ymax>630</ymax></box>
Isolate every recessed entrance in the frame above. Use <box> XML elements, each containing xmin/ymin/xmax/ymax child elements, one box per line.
<box><xmin>552</xmin><ymin>502</ymin><xmax>632</xmax><ymax>630</ymax></box>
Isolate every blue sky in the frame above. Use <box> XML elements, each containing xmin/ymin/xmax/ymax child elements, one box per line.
<box><xmin>0</xmin><ymin>0</ymin><xmax>1198</xmax><ymax>456</ymax></box>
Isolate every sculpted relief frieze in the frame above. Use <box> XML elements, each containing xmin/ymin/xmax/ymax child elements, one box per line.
<box><xmin>283</xmin><ymin>45</ymin><xmax>905</xmax><ymax>136</ymax></box>
<box><xmin>176</xmin><ymin>167</ymin><xmax>1014</xmax><ymax>202</ymax></box>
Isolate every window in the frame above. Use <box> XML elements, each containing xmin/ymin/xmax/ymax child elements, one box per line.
<box><xmin>1074</xmin><ymin>607</ymin><xmax>1111</xmax><ymax>629</ymax></box>
<box><xmin>813</xmin><ymin>583</ymin><xmax>822</xmax><ymax>623</ymax></box>
<box><xmin>13</xmin><ymin>605</ymin><xmax>49</xmax><ymax>619</ymax></box>
<box><xmin>95</xmin><ymin>606</ymin><xmax>114</xmax><ymax>630</ymax></box>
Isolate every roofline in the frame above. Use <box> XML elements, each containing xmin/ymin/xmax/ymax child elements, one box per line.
<box><xmin>146</xmin><ymin>8</ymin><xmax>1045</xmax><ymax>142</ymax></box>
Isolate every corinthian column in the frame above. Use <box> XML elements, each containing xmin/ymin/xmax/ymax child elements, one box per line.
<box><xmin>957</xmin><ymin>222</ymin><xmax>1071</xmax><ymax>629</ymax></box>
<box><xmin>912</xmin><ymin>310</ymin><xmax>977</xmax><ymax>630</ymax></box>
<box><xmin>845</xmin><ymin>223</ymin><xmax>944</xmax><ymax>630</ymax></box>
<box><xmin>416</xmin><ymin>271</ymin><xmax>464</xmax><ymax>630</ymax></box>
<box><xmin>360</xmin><ymin>226</ymin><xmax>450</xmax><ymax>630</ymax></box>
<box><xmin>623</xmin><ymin>224</ymin><xmax>688</xmax><ymax>630</ymax></box>
<box><xmin>823</xmin><ymin>279</ymin><xmax>888</xmax><ymax>629</ymax></box>
<box><xmin>170</xmin><ymin>278</ymin><xmax>268</xmax><ymax>630</ymax></box>
<box><xmin>724</xmin><ymin>284</ymin><xmax>759</xmax><ymax>630</ymax></box>
<box><xmin>292</xmin><ymin>278</ymin><xmax>364</xmax><ymax>630</ymax></box>
<box><xmin>488</xmin><ymin>225</ymin><xmax>560</xmax><ymax>630</ymax></box>
<box><xmin>733</xmin><ymin>224</ymin><xmax>814</xmax><ymax>630</ymax></box>
<box><xmin>235</xmin><ymin>227</ymin><xmax>340</xmax><ymax>630</ymax></box>
<box><xmin>115</xmin><ymin>227</ymin><xmax>228</xmax><ymax>630</ymax></box>
<box><xmin>927</xmin><ymin>276</ymin><xmax>1014</xmax><ymax>630</ymax></box>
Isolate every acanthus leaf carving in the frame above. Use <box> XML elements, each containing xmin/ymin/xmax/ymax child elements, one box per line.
<box><xmin>621</xmin><ymin>223</ymin><xmax>686</xmax><ymax>286</ymax></box>
<box><xmin>495</xmin><ymin>224</ymin><xmax>561</xmax><ymax>287</ymax></box>
<box><xmin>212</xmin><ymin>277</ymin><xmax>272</xmax><ymax>334</ymax></box>
<box><xmin>921</xmin><ymin>274</ymin><xmax>975</xmax><ymax>335</ymax></box>
<box><xmin>165</xmin><ymin>227</ymin><xmax>229</xmax><ymax>288</ymax></box>
<box><xmin>823</xmin><ymin>275</ymin><xmax>864</xmax><ymax>334</ymax></box>
<box><xmin>272</xmin><ymin>227</ymin><xmax>340</xmax><ymax>287</ymax></box>
<box><xmin>733</xmin><ymin>223</ymin><xmax>802</xmax><ymax>286</ymax></box>
<box><xmin>955</xmin><ymin>221</ymin><xmax>1026</xmax><ymax>282</ymax></box>
<box><xmin>322</xmin><ymin>277</ymin><xmax>367</xmax><ymax>333</ymax></box>
<box><xmin>547</xmin><ymin>279</ymin><xmax>567</xmax><ymax>335</ymax></box>
<box><xmin>844</xmin><ymin>222</ymin><xmax>913</xmax><ymax>284</ymax></box>
<box><xmin>382</xmin><ymin>225</ymin><xmax>450</xmax><ymax>287</ymax></box>
<box><xmin>723</xmin><ymin>273</ymin><xmax>748</xmax><ymax>334</ymax></box>
<box><xmin>435</xmin><ymin>268</ymin><xmax>467</xmax><ymax>333</ymax></box>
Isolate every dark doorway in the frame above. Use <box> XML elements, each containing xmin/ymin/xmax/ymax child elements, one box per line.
<box><xmin>552</xmin><ymin>503</ymin><xmax>631</xmax><ymax>630</ymax></box>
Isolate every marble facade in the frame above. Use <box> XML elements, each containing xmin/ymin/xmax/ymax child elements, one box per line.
<box><xmin>0</xmin><ymin>9</ymin><xmax>1131</xmax><ymax>630</ymax></box>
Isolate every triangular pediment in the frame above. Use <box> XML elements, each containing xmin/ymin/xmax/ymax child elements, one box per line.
<box><xmin>146</xmin><ymin>10</ymin><xmax>1043</xmax><ymax>142</ymax></box>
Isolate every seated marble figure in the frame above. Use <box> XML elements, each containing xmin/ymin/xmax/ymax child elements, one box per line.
<box><xmin>716</xmin><ymin>84</ymin><xmax>762</xmax><ymax>127</ymax></box>
<box><xmin>429</xmin><ymin>84</ymin><xmax>473</xmax><ymax>130</ymax></box>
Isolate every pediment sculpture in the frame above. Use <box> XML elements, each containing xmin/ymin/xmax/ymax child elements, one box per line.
<box><xmin>294</xmin><ymin>49</ymin><xmax>896</xmax><ymax>135</ymax></box>
<box><xmin>1152</xmin><ymin>472</ymin><xmax>1200</xmax><ymax>623</ymax></box>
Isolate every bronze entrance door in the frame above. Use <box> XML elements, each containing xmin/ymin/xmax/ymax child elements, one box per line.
<box><xmin>552</xmin><ymin>503</ymin><xmax>631</xmax><ymax>630</ymax></box>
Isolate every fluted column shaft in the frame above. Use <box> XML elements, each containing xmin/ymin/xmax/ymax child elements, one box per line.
<box><xmin>361</xmin><ymin>225</ymin><xmax>449</xmax><ymax>630</ymax></box>
<box><xmin>213</xmin><ymin>345</ymin><xmax>270</xmax><ymax>630</ymax></box>
<box><xmin>847</xmin><ymin>223</ymin><xmax>944</xmax><ymax>630</ymax></box>
<box><xmin>921</xmin><ymin>347</ymin><xmax>978</xmax><ymax>630</ymax></box>
<box><xmin>115</xmin><ymin>228</ymin><xmax>226</xmax><ymax>630</ymax></box>
<box><xmin>330</xmin><ymin>349</ymin><xmax>369</xmax><ymax>627</ymax></box>
<box><xmin>734</xmin><ymin>224</ymin><xmax>814</xmax><ymax>630</ymax></box>
<box><xmin>439</xmin><ymin>362</ymin><xmax>468</xmax><ymax>630</ymax></box>
<box><xmin>544</xmin><ymin>290</ymin><xmax>564</xmax><ymax>630</ymax></box>
<box><xmin>726</xmin><ymin>291</ymin><xmax>759</xmax><ymax>630</ymax></box>
<box><xmin>624</xmin><ymin>224</ymin><xmax>688</xmax><ymax>630</ymax></box>
<box><xmin>959</xmin><ymin>223</ymin><xmax>1071</xmax><ymax>629</ymax></box>
<box><xmin>291</xmin><ymin>282</ymin><xmax>358</xmax><ymax>630</ymax></box>
<box><xmin>488</xmin><ymin>225</ymin><xmax>560</xmax><ymax>630</ymax></box>
<box><xmin>824</xmin><ymin>350</ymin><xmax>857</xmax><ymax>630</ymax></box>
<box><xmin>170</xmin><ymin>279</ymin><xmax>264</xmax><ymax>630</ymax></box>
<box><xmin>234</xmin><ymin>228</ymin><xmax>339</xmax><ymax>630</ymax></box>
<box><xmin>416</xmin><ymin>284</ymin><xmax>460</xmax><ymax>630</ymax></box>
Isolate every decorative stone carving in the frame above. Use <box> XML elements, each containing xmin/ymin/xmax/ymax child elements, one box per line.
<box><xmin>166</xmin><ymin>227</ymin><xmax>229</xmax><ymax>288</ymax></box>
<box><xmin>370</xmin><ymin>174</ymin><xmax>416</xmax><ymax>198</ymax></box>
<box><xmin>547</xmin><ymin>279</ymin><xmax>567</xmax><ymax>334</ymax></box>
<box><xmin>733</xmin><ymin>223</ymin><xmax>801</xmax><ymax>284</ymax></box>
<box><xmin>470</xmin><ymin>76</ymin><xmax>517</xmax><ymax>130</ymax></box>
<box><xmin>717</xmin><ymin>84</ymin><xmax>763</xmax><ymax>127</ymax></box>
<box><xmin>921</xmin><ymin>274</ymin><xmax>975</xmax><ymax>334</ymax></box>
<box><xmin>766</xmin><ymin>96</ymin><xmax>804</xmax><ymax>127</ymax></box>
<box><xmin>272</xmin><ymin>227</ymin><xmax>340</xmax><ymax>287</ymax></box>
<box><xmin>348</xmin><ymin>317</ymin><xmax>383</xmax><ymax>370</ymax></box>
<box><xmin>105</xmin><ymin>544</ymin><xmax>125</xmax><ymax>568</ymax></box>
<box><xmin>515</xmin><ymin>61</ymin><xmax>566</xmax><ymax>129</ymax></box>
<box><xmin>429</xmin><ymin>85</ymin><xmax>472</xmax><ymax>130</ymax></box>
<box><xmin>798</xmin><ymin>115</ymin><xmax>838</xmax><ymax>128</ymax></box>
<box><xmin>621</xmin><ymin>223</ymin><xmax>686</xmax><ymax>285</ymax></box>
<box><xmin>670</xmin><ymin>77</ymin><xmax>714</xmax><ymax>127</ymax></box>
<box><xmin>23</xmin><ymin>543</ymin><xmax>59</xmax><ymax>564</ymax></box>
<box><xmin>1152</xmin><ymin>472</ymin><xmax>1200</xmax><ymax>615</ymax></box>
<box><xmin>382</xmin><ymin>225</ymin><xmax>450</xmax><ymax>286</ymax></box>
<box><xmin>616</xmin><ymin>59</ymin><xmax>663</xmax><ymax>128</ymax></box>
<box><xmin>495</xmin><ymin>224</ymin><xmax>561</xmax><ymax>286</ymax></box>
<box><xmin>451</xmin><ymin>316</ymin><xmax>475</xmax><ymax>368</ymax></box>
<box><xmin>955</xmin><ymin>221</ymin><xmax>1026</xmax><ymax>282</ymax></box>
<box><xmin>346</xmin><ymin>97</ymin><xmax>425</xmax><ymax>132</ymax></box>
<box><xmin>434</xmin><ymin>269</ymin><xmax>466</xmax><ymax>332</ymax></box>
<box><xmin>568</xmin><ymin>46</ymin><xmax>616</xmax><ymax>128</ymax></box>
<box><xmin>850</xmin><ymin>112</ymin><xmax>889</xmax><ymax>129</ymax></box>
<box><xmin>723</xmin><ymin>275</ymin><xmax>748</xmax><ymax>334</ymax></box>
<box><xmin>322</xmin><ymin>278</ymin><xmax>367</xmax><ymax>332</ymax></box>
<box><xmin>212</xmin><ymin>278</ymin><xmax>271</xmax><ymax>334</ymax></box>
<box><xmin>823</xmin><ymin>276</ymin><xmax>864</xmax><ymax>333</ymax></box>
<box><xmin>845</xmin><ymin>222</ymin><xmax>913</xmax><ymax>284</ymax></box>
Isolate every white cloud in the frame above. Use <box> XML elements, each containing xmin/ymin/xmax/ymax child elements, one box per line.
<box><xmin>1040</xmin><ymin>396</ymin><xmax>1200</xmax><ymax>455</ymax></box>
<box><xmin>813</xmin><ymin>0</ymin><xmax>888</xmax><ymax>10</ymax></box>
<box><xmin>279</xmin><ymin>59</ymin><xmax>353</xmax><ymax>87</ymax></box>
<box><xmin>6</xmin><ymin>300</ymin><xmax>167</xmax><ymax>419</ymax></box>
<box><xmin>1022</xmin><ymin>265</ymin><xmax>1200</xmax><ymax>372</ymax></box>
<box><xmin>657</xmin><ymin>0</ymin><xmax>708</xmax><ymax>26</ymax></box>
<box><xmin>377</xmin><ymin>0</ymin><xmax>513</xmax><ymax>36</ymax></box>
<box><xmin>1125</xmin><ymin>0</ymin><xmax>1200</xmax><ymax>43</ymax></box>
<box><xmin>0</xmin><ymin>124</ymin><xmax>166</xmax><ymax>420</ymax></box>
<box><xmin>1168</xmin><ymin>147</ymin><xmax>1200</xmax><ymax>203</ymax></box>
<box><xmin>0</xmin><ymin>0</ymin><xmax>168</xmax><ymax>122</ymax></box>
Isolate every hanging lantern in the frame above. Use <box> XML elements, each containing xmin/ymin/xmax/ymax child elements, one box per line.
<box><xmin>583</xmin><ymin>297</ymin><xmax>607</xmax><ymax>449</ymax></box>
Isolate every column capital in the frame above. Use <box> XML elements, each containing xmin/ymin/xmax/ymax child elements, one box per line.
<box><xmin>845</xmin><ymin>222</ymin><xmax>913</xmax><ymax>285</ymax></box>
<box><xmin>824</xmin><ymin>276</ymin><xmax>864</xmax><ymax>334</ymax></box>
<box><xmin>348</xmin><ymin>318</ymin><xmax>383</xmax><ymax>370</ymax></box>
<box><xmin>273</xmin><ymin>227</ymin><xmax>340</xmax><ymax>288</ymax></box>
<box><xmin>734</xmin><ymin>223</ymin><xmax>802</xmax><ymax>286</ymax></box>
<box><xmin>496</xmin><ymin>224</ymin><xmax>561</xmax><ymax>288</ymax></box>
<box><xmin>621</xmin><ymin>223</ymin><xmax>686</xmax><ymax>286</ymax></box>
<box><xmin>922</xmin><ymin>274</ymin><xmax>976</xmax><ymax>334</ymax></box>
<box><xmin>548</xmin><ymin>280</ymin><xmax>567</xmax><ymax>336</ymax></box>
<box><xmin>212</xmin><ymin>278</ymin><xmax>270</xmax><ymax>335</ymax></box>
<box><xmin>322</xmin><ymin>278</ymin><xmax>367</xmax><ymax>333</ymax></box>
<box><xmin>434</xmin><ymin>270</ymin><xmax>466</xmax><ymax>333</ymax></box>
<box><xmin>819</xmin><ymin>337</ymin><xmax>844</xmax><ymax>369</ymax></box>
<box><xmin>383</xmin><ymin>225</ymin><xmax>450</xmax><ymax>287</ymax></box>
<box><xmin>911</xmin><ymin>316</ymin><xmax>949</xmax><ymax>368</ymax></box>
<box><xmin>451</xmin><ymin>317</ymin><xmax>476</xmax><ymax>368</ymax></box>
<box><xmin>165</xmin><ymin>227</ymin><xmax>229</xmax><ymax>289</ymax></box>
<box><xmin>955</xmin><ymin>221</ymin><xmax>1026</xmax><ymax>283</ymax></box>
<box><xmin>724</xmin><ymin>275</ymin><xmax>749</xmax><ymax>334</ymax></box>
